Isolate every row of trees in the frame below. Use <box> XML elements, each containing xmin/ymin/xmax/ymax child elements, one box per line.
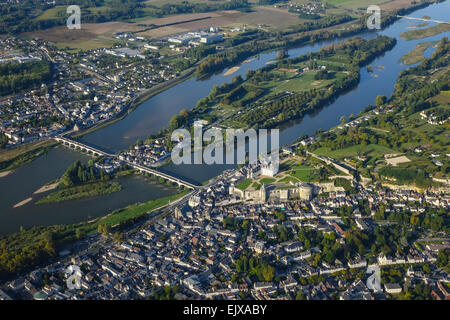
<box><xmin>1</xmin><ymin>0</ymin><xmax>146</xmax><ymax>34</ymax></box>
<box><xmin>281</xmin><ymin>14</ymin><xmax>354</xmax><ymax>36</ymax></box>
<box><xmin>149</xmin><ymin>0</ymin><xmax>249</xmax><ymax>17</ymax></box>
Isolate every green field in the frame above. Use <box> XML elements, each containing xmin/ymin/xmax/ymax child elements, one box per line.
<box><xmin>236</xmin><ymin>179</ymin><xmax>252</xmax><ymax>190</ymax></box>
<box><xmin>54</xmin><ymin>36</ymin><xmax>116</xmax><ymax>53</ymax></box>
<box><xmin>95</xmin><ymin>190</ymin><xmax>189</xmax><ymax>228</ymax></box>
<box><xmin>313</xmin><ymin>144</ymin><xmax>398</xmax><ymax>160</ymax></box>
<box><xmin>271</xmin><ymin>71</ymin><xmax>343</xmax><ymax>93</ymax></box>
<box><xmin>260</xmin><ymin>177</ymin><xmax>276</xmax><ymax>184</ymax></box>
<box><xmin>35</xmin><ymin>6</ymin><xmax>67</xmax><ymax>21</ymax></box>
<box><xmin>36</xmin><ymin>4</ymin><xmax>116</xmax><ymax>21</ymax></box>
<box><xmin>290</xmin><ymin>168</ymin><xmax>316</xmax><ymax>182</ymax></box>
<box><xmin>325</xmin><ymin>0</ymin><xmax>388</xmax><ymax>9</ymax></box>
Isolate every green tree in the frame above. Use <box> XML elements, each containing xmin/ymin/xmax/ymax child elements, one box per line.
<box><xmin>262</xmin><ymin>265</ymin><xmax>275</xmax><ymax>282</ymax></box>
<box><xmin>295</xmin><ymin>291</ymin><xmax>305</xmax><ymax>300</ymax></box>
<box><xmin>375</xmin><ymin>95</ymin><xmax>387</xmax><ymax>107</ymax></box>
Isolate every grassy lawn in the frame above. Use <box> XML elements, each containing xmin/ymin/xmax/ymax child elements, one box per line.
<box><xmin>260</xmin><ymin>177</ymin><xmax>276</xmax><ymax>184</ymax></box>
<box><xmin>313</xmin><ymin>144</ymin><xmax>398</xmax><ymax>160</ymax></box>
<box><xmin>95</xmin><ymin>190</ymin><xmax>189</xmax><ymax>228</ymax></box>
<box><xmin>252</xmin><ymin>182</ymin><xmax>261</xmax><ymax>190</ymax></box>
<box><xmin>289</xmin><ymin>168</ymin><xmax>316</xmax><ymax>182</ymax></box>
<box><xmin>278</xmin><ymin>176</ymin><xmax>300</xmax><ymax>183</ymax></box>
<box><xmin>55</xmin><ymin>36</ymin><xmax>116</xmax><ymax>53</ymax></box>
<box><xmin>236</xmin><ymin>179</ymin><xmax>252</xmax><ymax>190</ymax></box>
<box><xmin>271</xmin><ymin>71</ymin><xmax>346</xmax><ymax>93</ymax></box>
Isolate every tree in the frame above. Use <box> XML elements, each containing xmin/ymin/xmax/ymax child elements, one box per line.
<box><xmin>98</xmin><ymin>223</ymin><xmax>110</xmax><ymax>236</ymax></box>
<box><xmin>169</xmin><ymin>115</ymin><xmax>181</xmax><ymax>131</ymax></box>
<box><xmin>340</xmin><ymin>115</ymin><xmax>346</xmax><ymax>124</ymax></box>
<box><xmin>295</xmin><ymin>291</ymin><xmax>305</xmax><ymax>300</ymax></box>
<box><xmin>410</xmin><ymin>215</ymin><xmax>420</xmax><ymax>226</ymax></box>
<box><xmin>262</xmin><ymin>265</ymin><xmax>275</xmax><ymax>282</ymax></box>
<box><xmin>113</xmin><ymin>232</ymin><xmax>124</xmax><ymax>243</ymax></box>
<box><xmin>179</xmin><ymin>109</ymin><xmax>189</xmax><ymax>120</ymax></box>
<box><xmin>375</xmin><ymin>95</ymin><xmax>387</xmax><ymax>107</ymax></box>
<box><xmin>277</xmin><ymin>48</ymin><xmax>287</xmax><ymax>60</ymax></box>
<box><xmin>76</xmin><ymin>228</ymin><xmax>86</xmax><ymax>240</ymax></box>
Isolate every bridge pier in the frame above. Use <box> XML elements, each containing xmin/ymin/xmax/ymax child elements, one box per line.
<box><xmin>53</xmin><ymin>137</ymin><xmax>197</xmax><ymax>190</ymax></box>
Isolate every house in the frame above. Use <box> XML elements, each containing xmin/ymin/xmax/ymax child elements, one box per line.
<box><xmin>284</xmin><ymin>241</ymin><xmax>303</xmax><ymax>253</ymax></box>
<box><xmin>384</xmin><ymin>283</ymin><xmax>402</xmax><ymax>294</ymax></box>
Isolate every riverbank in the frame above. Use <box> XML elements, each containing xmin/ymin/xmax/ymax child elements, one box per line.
<box><xmin>223</xmin><ymin>66</ymin><xmax>240</xmax><ymax>76</ymax></box>
<box><xmin>13</xmin><ymin>197</ymin><xmax>32</xmax><ymax>208</ymax></box>
<box><xmin>400</xmin><ymin>40</ymin><xmax>438</xmax><ymax>64</ymax></box>
<box><xmin>0</xmin><ymin>189</ymin><xmax>191</xmax><ymax>280</ymax></box>
<box><xmin>0</xmin><ymin>170</ymin><xmax>12</xmax><ymax>178</ymax></box>
<box><xmin>33</xmin><ymin>181</ymin><xmax>60</xmax><ymax>194</ymax></box>
<box><xmin>71</xmin><ymin>67</ymin><xmax>197</xmax><ymax>140</ymax></box>
<box><xmin>400</xmin><ymin>22</ymin><xmax>450</xmax><ymax>40</ymax></box>
<box><xmin>0</xmin><ymin>139</ymin><xmax>57</xmax><ymax>173</ymax></box>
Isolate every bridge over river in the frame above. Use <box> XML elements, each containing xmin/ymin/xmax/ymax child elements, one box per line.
<box><xmin>54</xmin><ymin>136</ymin><xmax>197</xmax><ymax>190</ymax></box>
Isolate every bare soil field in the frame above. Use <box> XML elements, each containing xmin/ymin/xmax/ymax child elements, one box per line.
<box><xmin>22</xmin><ymin>27</ymin><xmax>97</xmax><ymax>42</ymax></box>
<box><xmin>28</xmin><ymin>8</ymin><xmax>295</xmax><ymax>41</ymax></box>
<box><xmin>138</xmin><ymin>11</ymin><xmax>223</xmax><ymax>26</ymax></box>
<box><xmin>82</xmin><ymin>21</ymin><xmax>143</xmax><ymax>36</ymax></box>
<box><xmin>380</xmin><ymin>0</ymin><xmax>417</xmax><ymax>11</ymax></box>
<box><xmin>137</xmin><ymin>7</ymin><xmax>300</xmax><ymax>38</ymax></box>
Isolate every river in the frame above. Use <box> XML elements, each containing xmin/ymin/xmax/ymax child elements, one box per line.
<box><xmin>0</xmin><ymin>0</ymin><xmax>448</xmax><ymax>235</ymax></box>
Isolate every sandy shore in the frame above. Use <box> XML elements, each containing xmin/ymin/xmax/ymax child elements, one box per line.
<box><xmin>223</xmin><ymin>58</ymin><xmax>257</xmax><ymax>76</ymax></box>
<box><xmin>0</xmin><ymin>170</ymin><xmax>12</xmax><ymax>178</ymax></box>
<box><xmin>33</xmin><ymin>181</ymin><xmax>59</xmax><ymax>195</ymax></box>
<box><xmin>224</xmin><ymin>66</ymin><xmax>240</xmax><ymax>76</ymax></box>
<box><xmin>13</xmin><ymin>197</ymin><xmax>33</xmax><ymax>208</ymax></box>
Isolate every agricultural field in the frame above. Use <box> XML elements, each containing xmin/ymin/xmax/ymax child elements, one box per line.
<box><xmin>25</xmin><ymin>5</ymin><xmax>302</xmax><ymax>47</ymax></box>
<box><xmin>270</xmin><ymin>70</ymin><xmax>347</xmax><ymax>93</ymax></box>
<box><xmin>21</xmin><ymin>27</ymin><xmax>119</xmax><ymax>53</ymax></box>
<box><xmin>325</xmin><ymin>0</ymin><xmax>390</xmax><ymax>10</ymax></box>
<box><xmin>313</xmin><ymin>144</ymin><xmax>399</xmax><ymax>161</ymax></box>
<box><xmin>35</xmin><ymin>5</ymin><xmax>67</xmax><ymax>21</ymax></box>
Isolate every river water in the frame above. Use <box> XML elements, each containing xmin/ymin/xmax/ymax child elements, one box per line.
<box><xmin>0</xmin><ymin>1</ymin><xmax>448</xmax><ymax>235</ymax></box>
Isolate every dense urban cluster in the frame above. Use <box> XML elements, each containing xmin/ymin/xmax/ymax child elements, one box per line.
<box><xmin>1</xmin><ymin>160</ymin><xmax>448</xmax><ymax>300</ymax></box>
<box><xmin>0</xmin><ymin>36</ymin><xmax>187</xmax><ymax>148</ymax></box>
